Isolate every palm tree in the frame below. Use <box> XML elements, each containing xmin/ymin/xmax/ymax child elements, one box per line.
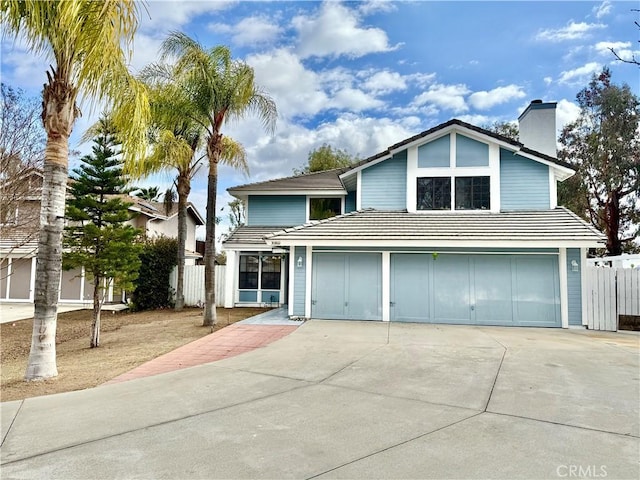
<box><xmin>145</xmin><ymin>32</ymin><xmax>276</xmax><ymax>325</ymax></box>
<box><xmin>135</xmin><ymin>186</ymin><xmax>161</xmax><ymax>202</ymax></box>
<box><xmin>1</xmin><ymin>1</ymin><xmax>150</xmax><ymax>380</ymax></box>
<box><xmin>131</xmin><ymin>85</ymin><xmax>204</xmax><ymax>311</ymax></box>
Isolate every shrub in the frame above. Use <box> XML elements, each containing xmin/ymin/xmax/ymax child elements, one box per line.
<box><xmin>131</xmin><ymin>236</ymin><xmax>178</xmax><ymax>311</ymax></box>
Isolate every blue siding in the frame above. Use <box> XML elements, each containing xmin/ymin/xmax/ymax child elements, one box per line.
<box><xmin>500</xmin><ymin>149</ymin><xmax>550</xmax><ymax>210</ymax></box>
<box><xmin>345</xmin><ymin>191</ymin><xmax>356</xmax><ymax>212</ymax></box>
<box><xmin>418</xmin><ymin>134</ymin><xmax>450</xmax><ymax>167</ymax></box>
<box><xmin>361</xmin><ymin>151</ymin><xmax>407</xmax><ymax>210</ymax></box>
<box><xmin>293</xmin><ymin>246</ymin><xmax>306</xmax><ymax>316</ymax></box>
<box><xmin>247</xmin><ymin>195</ymin><xmax>306</xmax><ymax>226</ymax></box>
<box><xmin>342</xmin><ymin>174</ymin><xmax>357</xmax><ymax>191</ymax></box>
<box><xmin>567</xmin><ymin>248</ymin><xmax>582</xmax><ymax>326</ymax></box>
<box><xmin>456</xmin><ymin>135</ymin><xmax>489</xmax><ymax>167</ymax></box>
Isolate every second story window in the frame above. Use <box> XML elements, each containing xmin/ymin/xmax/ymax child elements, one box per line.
<box><xmin>455</xmin><ymin>176</ymin><xmax>490</xmax><ymax>210</ymax></box>
<box><xmin>309</xmin><ymin>198</ymin><xmax>341</xmax><ymax>220</ymax></box>
<box><xmin>417</xmin><ymin>177</ymin><xmax>451</xmax><ymax>210</ymax></box>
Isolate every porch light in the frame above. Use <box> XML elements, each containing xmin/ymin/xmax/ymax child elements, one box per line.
<box><xmin>571</xmin><ymin>260</ymin><xmax>579</xmax><ymax>272</ymax></box>
<box><xmin>297</xmin><ymin>256</ymin><xmax>303</xmax><ymax>268</ymax></box>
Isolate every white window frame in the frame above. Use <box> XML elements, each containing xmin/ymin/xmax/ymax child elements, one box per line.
<box><xmin>305</xmin><ymin>195</ymin><xmax>345</xmax><ymax>223</ymax></box>
<box><xmin>407</xmin><ymin>132</ymin><xmax>500</xmax><ymax>213</ymax></box>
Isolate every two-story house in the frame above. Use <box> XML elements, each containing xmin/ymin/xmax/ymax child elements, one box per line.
<box><xmin>222</xmin><ymin>100</ymin><xmax>605</xmax><ymax>328</ymax></box>
<box><xmin>0</xmin><ymin>169</ymin><xmax>205</xmax><ymax>304</ymax></box>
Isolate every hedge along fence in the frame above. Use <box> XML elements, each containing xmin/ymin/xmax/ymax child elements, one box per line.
<box><xmin>131</xmin><ymin>237</ymin><xmax>178</xmax><ymax>311</ymax></box>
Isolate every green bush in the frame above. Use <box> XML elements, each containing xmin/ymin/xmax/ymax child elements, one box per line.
<box><xmin>131</xmin><ymin>236</ymin><xmax>178</xmax><ymax>311</ymax></box>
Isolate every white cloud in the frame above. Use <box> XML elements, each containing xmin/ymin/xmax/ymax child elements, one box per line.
<box><xmin>245</xmin><ymin>48</ymin><xmax>328</xmax><ymax>118</ymax></box>
<box><xmin>0</xmin><ymin>39</ymin><xmax>48</xmax><ymax>89</ymax></box>
<box><xmin>358</xmin><ymin>0</ymin><xmax>397</xmax><ymax>15</ymax></box>
<box><xmin>468</xmin><ymin>85</ymin><xmax>526</xmax><ymax>110</ymax></box>
<box><xmin>592</xmin><ymin>1</ymin><xmax>612</xmax><ymax>19</ymax></box>
<box><xmin>594</xmin><ymin>41</ymin><xmax>636</xmax><ymax>62</ymax></box>
<box><xmin>544</xmin><ymin>76</ymin><xmax>553</xmax><ymax>86</ymax></box>
<box><xmin>209</xmin><ymin>16</ymin><xmax>282</xmax><ymax>46</ymax></box>
<box><xmin>330</xmin><ymin>88</ymin><xmax>385</xmax><ymax>112</ymax></box>
<box><xmin>457</xmin><ymin>114</ymin><xmax>494</xmax><ymax>126</ymax></box>
<box><xmin>557</xmin><ymin>62</ymin><xmax>601</xmax><ymax>85</ymax></box>
<box><xmin>246</xmin><ymin>50</ymin><xmax>389</xmax><ymax>118</ymax></box>
<box><xmin>412</xmin><ymin>83</ymin><xmax>470</xmax><ymax>113</ymax></box>
<box><xmin>129</xmin><ymin>32</ymin><xmax>165</xmax><ymax>73</ymax></box>
<box><xmin>140</xmin><ymin>1</ymin><xmax>235</xmax><ymax>32</ymax></box>
<box><xmin>362</xmin><ymin>70</ymin><xmax>408</xmax><ymax>94</ymax></box>
<box><xmin>293</xmin><ymin>2</ymin><xmax>397</xmax><ymax>59</ymax></box>
<box><xmin>536</xmin><ymin>21</ymin><xmax>605</xmax><ymax>42</ymax></box>
<box><xmin>556</xmin><ymin>99</ymin><xmax>581</xmax><ymax>134</ymax></box>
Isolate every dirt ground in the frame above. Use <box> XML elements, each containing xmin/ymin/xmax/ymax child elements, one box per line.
<box><xmin>0</xmin><ymin>307</ymin><xmax>269</xmax><ymax>402</ymax></box>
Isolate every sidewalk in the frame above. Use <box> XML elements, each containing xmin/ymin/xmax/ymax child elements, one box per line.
<box><xmin>104</xmin><ymin>308</ymin><xmax>300</xmax><ymax>384</ymax></box>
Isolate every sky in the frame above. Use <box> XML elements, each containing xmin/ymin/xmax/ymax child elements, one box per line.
<box><xmin>1</xmin><ymin>0</ymin><xmax>639</xmax><ymax>240</ymax></box>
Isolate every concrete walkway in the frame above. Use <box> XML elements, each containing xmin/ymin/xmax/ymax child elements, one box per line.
<box><xmin>105</xmin><ymin>307</ymin><xmax>300</xmax><ymax>384</ymax></box>
<box><xmin>105</xmin><ymin>323</ymin><xmax>298</xmax><ymax>384</ymax></box>
<box><xmin>1</xmin><ymin>321</ymin><xmax>638</xmax><ymax>479</ymax></box>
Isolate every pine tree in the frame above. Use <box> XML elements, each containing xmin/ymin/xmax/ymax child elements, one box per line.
<box><xmin>64</xmin><ymin>118</ymin><xmax>142</xmax><ymax>347</ymax></box>
<box><xmin>558</xmin><ymin>68</ymin><xmax>640</xmax><ymax>255</ymax></box>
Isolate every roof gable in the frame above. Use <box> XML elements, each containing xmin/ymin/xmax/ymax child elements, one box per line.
<box><xmin>341</xmin><ymin>119</ymin><xmax>573</xmax><ymax>179</ymax></box>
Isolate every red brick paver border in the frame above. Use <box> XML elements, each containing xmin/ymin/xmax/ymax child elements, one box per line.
<box><xmin>104</xmin><ymin>323</ymin><xmax>298</xmax><ymax>385</ymax></box>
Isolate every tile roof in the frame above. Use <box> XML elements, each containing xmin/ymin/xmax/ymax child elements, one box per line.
<box><xmin>265</xmin><ymin>208</ymin><xmax>605</xmax><ymax>245</ymax></box>
<box><xmin>228</xmin><ymin>169</ymin><xmax>347</xmax><ymax>194</ymax></box>
<box><xmin>222</xmin><ymin>226</ymin><xmax>289</xmax><ymax>246</ymax></box>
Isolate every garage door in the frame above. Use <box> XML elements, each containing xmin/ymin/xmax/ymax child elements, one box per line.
<box><xmin>312</xmin><ymin>253</ymin><xmax>381</xmax><ymax>320</ymax></box>
<box><xmin>390</xmin><ymin>253</ymin><xmax>560</xmax><ymax>327</ymax></box>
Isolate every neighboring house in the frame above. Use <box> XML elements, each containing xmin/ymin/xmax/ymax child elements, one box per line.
<box><xmin>0</xmin><ymin>169</ymin><xmax>205</xmax><ymax>303</ymax></box>
<box><xmin>222</xmin><ymin>100</ymin><xmax>605</xmax><ymax>328</ymax></box>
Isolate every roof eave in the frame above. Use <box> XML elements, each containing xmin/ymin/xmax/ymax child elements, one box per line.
<box><xmin>266</xmin><ymin>238</ymin><xmax>605</xmax><ymax>248</ymax></box>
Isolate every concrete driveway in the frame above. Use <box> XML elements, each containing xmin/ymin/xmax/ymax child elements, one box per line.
<box><xmin>1</xmin><ymin>321</ymin><xmax>638</xmax><ymax>479</ymax></box>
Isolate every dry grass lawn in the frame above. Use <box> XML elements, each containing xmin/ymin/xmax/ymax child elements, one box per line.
<box><xmin>1</xmin><ymin>307</ymin><xmax>269</xmax><ymax>402</ymax></box>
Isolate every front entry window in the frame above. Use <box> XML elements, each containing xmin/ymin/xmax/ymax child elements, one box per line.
<box><xmin>239</xmin><ymin>255</ymin><xmax>259</xmax><ymax>289</ymax></box>
<box><xmin>238</xmin><ymin>254</ymin><xmax>283</xmax><ymax>304</ymax></box>
<box><xmin>261</xmin><ymin>256</ymin><xmax>281</xmax><ymax>289</ymax></box>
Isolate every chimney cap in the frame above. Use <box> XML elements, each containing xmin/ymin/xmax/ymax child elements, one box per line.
<box><xmin>518</xmin><ymin>100</ymin><xmax>557</xmax><ymax>121</ymax></box>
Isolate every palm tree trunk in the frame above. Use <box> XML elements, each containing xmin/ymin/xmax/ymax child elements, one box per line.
<box><xmin>175</xmin><ymin>174</ymin><xmax>190</xmax><ymax>311</ymax></box>
<box><xmin>25</xmin><ymin>72</ymin><xmax>78</xmax><ymax>380</ymax></box>
<box><xmin>203</xmin><ymin>159</ymin><xmax>218</xmax><ymax>326</ymax></box>
<box><xmin>26</xmin><ymin>159</ymin><xmax>67</xmax><ymax>379</ymax></box>
<box><xmin>90</xmin><ymin>275</ymin><xmax>102</xmax><ymax>348</ymax></box>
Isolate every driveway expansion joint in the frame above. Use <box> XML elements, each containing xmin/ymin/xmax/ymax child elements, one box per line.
<box><xmin>0</xmin><ymin>380</ymin><xmax>313</xmax><ymax>466</ymax></box>
<box><xmin>318</xmin><ymin>344</ymin><xmax>388</xmax><ymax>384</ymax></box>
<box><xmin>483</xmin><ymin>347</ymin><xmax>507</xmax><ymax>413</ymax></box>
<box><xmin>305</xmin><ymin>411</ymin><xmax>484</xmax><ymax>480</ymax></box>
<box><xmin>485</xmin><ymin>410</ymin><xmax>640</xmax><ymax>439</ymax></box>
<box><xmin>0</xmin><ymin>399</ymin><xmax>24</xmax><ymax>448</ymax></box>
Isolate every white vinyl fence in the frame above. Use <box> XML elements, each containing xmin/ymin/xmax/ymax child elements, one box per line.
<box><xmin>584</xmin><ymin>267</ymin><xmax>639</xmax><ymax>331</ymax></box>
<box><xmin>169</xmin><ymin>265</ymin><xmax>226</xmax><ymax>307</ymax></box>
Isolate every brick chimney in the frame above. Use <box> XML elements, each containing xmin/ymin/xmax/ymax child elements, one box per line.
<box><xmin>518</xmin><ymin>99</ymin><xmax>557</xmax><ymax>157</ymax></box>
